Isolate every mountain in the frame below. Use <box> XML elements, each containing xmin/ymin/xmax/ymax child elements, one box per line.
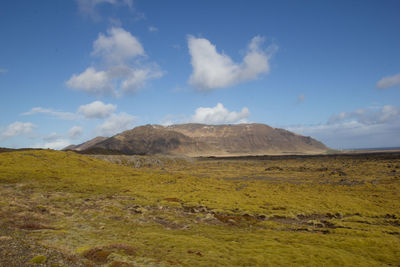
<box><xmin>63</xmin><ymin>136</ymin><xmax>108</xmax><ymax>151</ymax></box>
<box><xmin>67</xmin><ymin>123</ymin><xmax>328</xmax><ymax>156</ymax></box>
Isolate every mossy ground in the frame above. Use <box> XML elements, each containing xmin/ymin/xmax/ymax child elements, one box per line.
<box><xmin>0</xmin><ymin>150</ymin><xmax>399</xmax><ymax>266</ymax></box>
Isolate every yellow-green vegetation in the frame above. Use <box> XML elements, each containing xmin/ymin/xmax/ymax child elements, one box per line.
<box><xmin>29</xmin><ymin>255</ymin><xmax>47</xmax><ymax>264</ymax></box>
<box><xmin>0</xmin><ymin>150</ymin><xmax>399</xmax><ymax>266</ymax></box>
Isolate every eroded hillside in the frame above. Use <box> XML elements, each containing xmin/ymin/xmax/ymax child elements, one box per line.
<box><xmin>69</xmin><ymin>123</ymin><xmax>329</xmax><ymax>156</ymax></box>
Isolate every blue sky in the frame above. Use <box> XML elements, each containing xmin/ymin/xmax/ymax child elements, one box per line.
<box><xmin>0</xmin><ymin>0</ymin><xmax>399</xmax><ymax>150</ymax></box>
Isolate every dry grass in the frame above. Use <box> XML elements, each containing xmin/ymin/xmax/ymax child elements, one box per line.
<box><xmin>0</xmin><ymin>150</ymin><xmax>399</xmax><ymax>266</ymax></box>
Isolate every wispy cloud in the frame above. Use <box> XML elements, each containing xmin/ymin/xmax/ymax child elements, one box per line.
<box><xmin>0</xmin><ymin>122</ymin><xmax>37</xmax><ymax>141</ymax></box>
<box><xmin>0</xmin><ymin>69</ymin><xmax>7</xmax><ymax>73</ymax></box>
<box><xmin>23</xmin><ymin>101</ymin><xmax>119</xmax><ymax>121</ymax></box>
<box><xmin>287</xmin><ymin>105</ymin><xmax>400</xmax><ymax>149</ymax></box>
<box><xmin>22</xmin><ymin>107</ymin><xmax>78</xmax><ymax>120</ymax></box>
<box><xmin>69</xmin><ymin>126</ymin><xmax>84</xmax><ymax>139</ymax></box>
<box><xmin>43</xmin><ymin>132</ymin><xmax>64</xmax><ymax>142</ymax></box>
<box><xmin>76</xmin><ymin>0</ymin><xmax>133</xmax><ymax>21</ymax></box>
<box><xmin>34</xmin><ymin>126</ymin><xmax>83</xmax><ymax>150</ymax></box>
<box><xmin>148</xmin><ymin>26</ymin><xmax>158</xmax><ymax>32</ymax></box>
<box><xmin>38</xmin><ymin>139</ymin><xmax>72</xmax><ymax>150</ymax></box>
<box><xmin>328</xmin><ymin>105</ymin><xmax>400</xmax><ymax>125</ymax></box>
<box><xmin>376</xmin><ymin>73</ymin><xmax>400</xmax><ymax>89</ymax></box>
<box><xmin>160</xmin><ymin>114</ymin><xmax>187</xmax><ymax>126</ymax></box>
<box><xmin>16</xmin><ymin>101</ymin><xmax>140</xmax><ymax>148</ymax></box>
<box><xmin>96</xmin><ymin>112</ymin><xmax>136</xmax><ymax>136</ymax></box>
<box><xmin>188</xmin><ymin>35</ymin><xmax>276</xmax><ymax>91</ymax></box>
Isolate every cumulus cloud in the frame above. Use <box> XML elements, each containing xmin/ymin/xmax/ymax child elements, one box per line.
<box><xmin>376</xmin><ymin>73</ymin><xmax>400</xmax><ymax>89</ymax></box>
<box><xmin>78</xmin><ymin>101</ymin><xmax>116</xmax><ymax>119</ymax></box>
<box><xmin>191</xmin><ymin>103</ymin><xmax>250</xmax><ymax>124</ymax></box>
<box><xmin>188</xmin><ymin>35</ymin><xmax>273</xmax><ymax>90</ymax></box>
<box><xmin>96</xmin><ymin>112</ymin><xmax>136</xmax><ymax>136</ymax></box>
<box><xmin>22</xmin><ymin>107</ymin><xmax>78</xmax><ymax>120</ymax></box>
<box><xmin>69</xmin><ymin>126</ymin><xmax>84</xmax><ymax>139</ymax></box>
<box><xmin>77</xmin><ymin>0</ymin><xmax>133</xmax><ymax>20</ymax></box>
<box><xmin>287</xmin><ymin>105</ymin><xmax>400</xmax><ymax>149</ymax></box>
<box><xmin>66</xmin><ymin>27</ymin><xmax>163</xmax><ymax>96</ymax></box>
<box><xmin>1</xmin><ymin>122</ymin><xmax>36</xmax><ymax>140</ymax></box>
<box><xmin>66</xmin><ymin>67</ymin><xmax>114</xmax><ymax>96</ymax></box>
<box><xmin>92</xmin><ymin>27</ymin><xmax>144</xmax><ymax>65</ymax></box>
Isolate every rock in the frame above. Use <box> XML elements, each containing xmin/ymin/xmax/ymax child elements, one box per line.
<box><xmin>227</xmin><ymin>219</ymin><xmax>237</xmax><ymax>224</ymax></box>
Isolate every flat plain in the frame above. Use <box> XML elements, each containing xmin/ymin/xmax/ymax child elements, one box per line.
<box><xmin>0</xmin><ymin>150</ymin><xmax>399</xmax><ymax>266</ymax></box>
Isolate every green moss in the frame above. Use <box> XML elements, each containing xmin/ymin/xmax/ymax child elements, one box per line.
<box><xmin>0</xmin><ymin>150</ymin><xmax>399</xmax><ymax>265</ymax></box>
<box><xmin>29</xmin><ymin>255</ymin><xmax>47</xmax><ymax>264</ymax></box>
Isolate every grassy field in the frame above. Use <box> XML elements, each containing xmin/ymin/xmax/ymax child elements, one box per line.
<box><xmin>0</xmin><ymin>150</ymin><xmax>399</xmax><ymax>266</ymax></box>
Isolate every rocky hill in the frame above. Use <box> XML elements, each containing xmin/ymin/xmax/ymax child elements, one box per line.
<box><xmin>66</xmin><ymin>123</ymin><xmax>328</xmax><ymax>156</ymax></box>
<box><xmin>63</xmin><ymin>136</ymin><xmax>108</xmax><ymax>151</ymax></box>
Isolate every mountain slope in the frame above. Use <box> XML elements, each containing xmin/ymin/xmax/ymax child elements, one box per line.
<box><xmin>70</xmin><ymin>123</ymin><xmax>328</xmax><ymax>156</ymax></box>
<box><xmin>167</xmin><ymin>123</ymin><xmax>327</xmax><ymax>154</ymax></box>
<box><xmin>83</xmin><ymin>125</ymin><xmax>211</xmax><ymax>155</ymax></box>
<box><xmin>63</xmin><ymin>136</ymin><xmax>108</xmax><ymax>151</ymax></box>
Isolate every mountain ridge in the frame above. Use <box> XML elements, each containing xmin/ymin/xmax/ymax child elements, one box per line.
<box><xmin>65</xmin><ymin>123</ymin><xmax>328</xmax><ymax>156</ymax></box>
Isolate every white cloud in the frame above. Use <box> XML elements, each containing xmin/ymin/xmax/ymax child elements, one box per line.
<box><xmin>287</xmin><ymin>105</ymin><xmax>400</xmax><ymax>149</ymax></box>
<box><xmin>43</xmin><ymin>132</ymin><xmax>63</xmax><ymax>142</ymax></box>
<box><xmin>160</xmin><ymin>115</ymin><xmax>176</xmax><ymax>126</ymax></box>
<box><xmin>1</xmin><ymin>122</ymin><xmax>37</xmax><ymax>140</ymax></box>
<box><xmin>188</xmin><ymin>35</ymin><xmax>273</xmax><ymax>90</ymax></box>
<box><xmin>77</xmin><ymin>0</ymin><xmax>133</xmax><ymax>20</ymax></box>
<box><xmin>121</xmin><ymin>67</ymin><xmax>163</xmax><ymax>93</ymax></box>
<box><xmin>69</xmin><ymin>126</ymin><xmax>84</xmax><ymax>139</ymax></box>
<box><xmin>328</xmin><ymin>105</ymin><xmax>400</xmax><ymax>125</ymax></box>
<box><xmin>148</xmin><ymin>26</ymin><xmax>158</xmax><ymax>32</ymax></box>
<box><xmin>376</xmin><ymin>73</ymin><xmax>400</xmax><ymax>89</ymax></box>
<box><xmin>22</xmin><ymin>107</ymin><xmax>77</xmax><ymax>120</ymax></box>
<box><xmin>78</xmin><ymin>101</ymin><xmax>116</xmax><ymax>119</ymax></box>
<box><xmin>0</xmin><ymin>69</ymin><xmax>7</xmax><ymax>73</ymax></box>
<box><xmin>191</xmin><ymin>103</ymin><xmax>250</xmax><ymax>124</ymax></box>
<box><xmin>92</xmin><ymin>27</ymin><xmax>144</xmax><ymax>65</ymax></box>
<box><xmin>40</xmin><ymin>139</ymin><xmax>72</xmax><ymax>150</ymax></box>
<box><xmin>160</xmin><ymin>114</ymin><xmax>186</xmax><ymax>126</ymax></box>
<box><xmin>96</xmin><ymin>112</ymin><xmax>136</xmax><ymax>136</ymax></box>
<box><xmin>297</xmin><ymin>94</ymin><xmax>306</xmax><ymax>103</ymax></box>
<box><xmin>33</xmin><ymin>136</ymin><xmax>72</xmax><ymax>150</ymax></box>
<box><xmin>34</xmin><ymin>127</ymin><xmax>83</xmax><ymax>150</ymax></box>
<box><xmin>67</xmin><ymin>27</ymin><xmax>163</xmax><ymax>96</ymax></box>
<box><xmin>66</xmin><ymin>67</ymin><xmax>114</xmax><ymax>96</ymax></box>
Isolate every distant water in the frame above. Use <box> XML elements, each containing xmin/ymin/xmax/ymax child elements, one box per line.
<box><xmin>346</xmin><ymin>147</ymin><xmax>400</xmax><ymax>151</ymax></box>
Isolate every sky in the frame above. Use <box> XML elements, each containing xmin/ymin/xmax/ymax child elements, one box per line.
<box><xmin>0</xmin><ymin>0</ymin><xmax>399</xmax><ymax>150</ymax></box>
